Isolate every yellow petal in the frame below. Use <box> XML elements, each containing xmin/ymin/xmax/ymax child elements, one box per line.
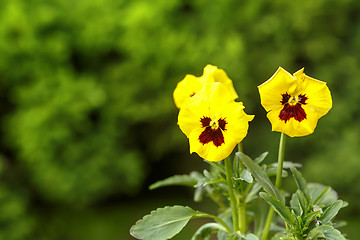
<box><xmin>295</xmin><ymin>72</ymin><xmax>332</xmax><ymax>118</ymax></box>
<box><xmin>224</xmin><ymin>102</ymin><xmax>254</xmax><ymax>142</ymax></box>
<box><xmin>202</xmin><ymin>64</ymin><xmax>238</xmax><ymax>100</ymax></box>
<box><xmin>178</xmin><ymin>97</ymin><xmax>209</xmax><ymax>137</ymax></box>
<box><xmin>266</xmin><ymin>105</ymin><xmax>318</xmax><ymax>137</ymax></box>
<box><xmin>173</xmin><ymin>74</ymin><xmax>203</xmax><ymax>108</ymax></box>
<box><xmin>189</xmin><ymin>128</ymin><xmax>237</xmax><ymax>162</ymax></box>
<box><xmin>258</xmin><ymin>67</ymin><xmax>297</xmax><ymax>112</ymax></box>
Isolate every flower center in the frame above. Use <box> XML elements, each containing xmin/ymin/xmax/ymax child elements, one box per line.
<box><xmin>279</xmin><ymin>93</ymin><xmax>308</xmax><ymax>122</ymax></box>
<box><xmin>199</xmin><ymin>116</ymin><xmax>227</xmax><ymax>147</ymax></box>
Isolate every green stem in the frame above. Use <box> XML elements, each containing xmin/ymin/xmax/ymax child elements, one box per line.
<box><xmin>237</xmin><ymin>142</ymin><xmax>243</xmax><ymax>153</ymax></box>
<box><xmin>195</xmin><ymin>212</ymin><xmax>232</xmax><ymax>233</ymax></box>
<box><xmin>261</xmin><ymin>133</ymin><xmax>286</xmax><ymax>240</ymax></box>
<box><xmin>261</xmin><ymin>208</ymin><xmax>274</xmax><ymax>240</ymax></box>
<box><xmin>237</xmin><ymin>142</ymin><xmax>246</xmax><ymax>233</ymax></box>
<box><xmin>239</xmin><ymin>198</ymin><xmax>246</xmax><ymax>233</ymax></box>
<box><xmin>275</xmin><ymin>133</ymin><xmax>286</xmax><ymax>189</ymax></box>
<box><xmin>225</xmin><ymin>157</ymin><xmax>239</xmax><ymax>232</ymax></box>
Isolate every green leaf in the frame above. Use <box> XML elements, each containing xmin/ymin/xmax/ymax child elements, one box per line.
<box><xmin>130</xmin><ymin>205</ymin><xmax>196</xmax><ymax>240</ymax></box>
<box><xmin>254</xmin><ymin>152</ymin><xmax>269</xmax><ymax>164</ymax></box>
<box><xmin>240</xmin><ymin>169</ymin><xmax>253</xmax><ymax>184</ymax></box>
<box><xmin>303</xmin><ymin>210</ymin><xmax>322</xmax><ymax>228</ymax></box>
<box><xmin>266</xmin><ymin>168</ymin><xmax>288</xmax><ymax>178</ymax></box>
<box><xmin>244</xmin><ymin>233</ymin><xmax>260</xmax><ymax>240</ymax></box>
<box><xmin>291</xmin><ymin>167</ymin><xmax>310</xmax><ymax>201</ymax></box>
<box><xmin>191</xmin><ymin>223</ymin><xmax>227</xmax><ymax>240</ymax></box>
<box><xmin>149</xmin><ymin>173</ymin><xmax>198</xmax><ymax>190</ymax></box>
<box><xmin>316</xmin><ymin>225</ymin><xmax>346</xmax><ymax>240</ymax></box>
<box><xmin>246</xmin><ymin>183</ymin><xmax>262</xmax><ymax>203</ymax></box>
<box><xmin>333</xmin><ymin>220</ymin><xmax>347</xmax><ymax>228</ymax></box>
<box><xmin>297</xmin><ymin>191</ymin><xmax>309</xmax><ymax>216</ymax></box>
<box><xmin>308</xmin><ymin>183</ymin><xmax>337</xmax><ymax>206</ymax></box>
<box><xmin>236</xmin><ymin>152</ymin><xmax>284</xmax><ymax>203</ymax></box>
<box><xmin>306</xmin><ymin>228</ymin><xmax>325</xmax><ymax>240</ymax></box>
<box><xmin>319</xmin><ymin>200</ymin><xmax>343</xmax><ymax>225</ymax></box>
<box><xmin>259</xmin><ymin>192</ymin><xmax>296</xmax><ymax>226</ymax></box>
<box><xmin>194</xmin><ymin>185</ymin><xmax>205</xmax><ymax>202</ymax></box>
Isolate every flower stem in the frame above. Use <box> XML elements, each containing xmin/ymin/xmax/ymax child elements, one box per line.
<box><xmin>225</xmin><ymin>157</ymin><xmax>239</xmax><ymax>232</ymax></box>
<box><xmin>239</xmin><ymin>197</ymin><xmax>246</xmax><ymax>233</ymax></box>
<box><xmin>237</xmin><ymin>142</ymin><xmax>243</xmax><ymax>153</ymax></box>
<box><xmin>275</xmin><ymin>133</ymin><xmax>286</xmax><ymax>188</ymax></box>
<box><xmin>237</xmin><ymin>142</ymin><xmax>246</xmax><ymax>233</ymax></box>
<box><xmin>261</xmin><ymin>133</ymin><xmax>286</xmax><ymax>240</ymax></box>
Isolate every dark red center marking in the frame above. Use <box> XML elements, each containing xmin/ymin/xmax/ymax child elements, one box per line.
<box><xmin>279</xmin><ymin>93</ymin><xmax>308</xmax><ymax>123</ymax></box>
<box><xmin>199</xmin><ymin>117</ymin><xmax>227</xmax><ymax>147</ymax></box>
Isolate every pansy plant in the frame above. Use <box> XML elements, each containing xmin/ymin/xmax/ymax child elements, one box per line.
<box><xmin>130</xmin><ymin>66</ymin><xmax>346</xmax><ymax>240</ymax></box>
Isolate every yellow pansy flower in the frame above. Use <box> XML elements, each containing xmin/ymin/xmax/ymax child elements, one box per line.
<box><xmin>178</xmin><ymin>82</ymin><xmax>254</xmax><ymax>162</ymax></box>
<box><xmin>173</xmin><ymin>64</ymin><xmax>238</xmax><ymax>108</ymax></box>
<box><xmin>258</xmin><ymin>67</ymin><xmax>332</xmax><ymax>137</ymax></box>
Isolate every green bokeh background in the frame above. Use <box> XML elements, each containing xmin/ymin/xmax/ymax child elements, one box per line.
<box><xmin>0</xmin><ymin>0</ymin><xmax>359</xmax><ymax>239</ymax></box>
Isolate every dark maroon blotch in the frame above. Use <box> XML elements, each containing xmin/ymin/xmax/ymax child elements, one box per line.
<box><xmin>279</xmin><ymin>94</ymin><xmax>308</xmax><ymax>123</ymax></box>
<box><xmin>198</xmin><ymin>117</ymin><xmax>227</xmax><ymax>147</ymax></box>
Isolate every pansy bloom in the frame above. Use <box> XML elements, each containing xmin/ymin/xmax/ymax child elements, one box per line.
<box><xmin>173</xmin><ymin>64</ymin><xmax>238</xmax><ymax>108</ymax></box>
<box><xmin>258</xmin><ymin>67</ymin><xmax>332</xmax><ymax>137</ymax></box>
<box><xmin>178</xmin><ymin>82</ymin><xmax>254</xmax><ymax>162</ymax></box>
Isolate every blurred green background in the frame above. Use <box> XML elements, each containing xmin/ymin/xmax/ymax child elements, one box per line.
<box><xmin>0</xmin><ymin>0</ymin><xmax>359</xmax><ymax>239</ymax></box>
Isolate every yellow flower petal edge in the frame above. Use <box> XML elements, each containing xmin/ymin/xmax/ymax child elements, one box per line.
<box><xmin>258</xmin><ymin>67</ymin><xmax>332</xmax><ymax>137</ymax></box>
<box><xmin>201</xmin><ymin>64</ymin><xmax>239</xmax><ymax>100</ymax></box>
<box><xmin>173</xmin><ymin>74</ymin><xmax>204</xmax><ymax>109</ymax></box>
<box><xmin>178</xmin><ymin>82</ymin><xmax>254</xmax><ymax>162</ymax></box>
<box><xmin>173</xmin><ymin>64</ymin><xmax>238</xmax><ymax>108</ymax></box>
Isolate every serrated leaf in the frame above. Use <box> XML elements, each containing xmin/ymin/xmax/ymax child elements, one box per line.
<box><xmin>319</xmin><ymin>200</ymin><xmax>343</xmax><ymax>225</ymax></box>
<box><xmin>291</xmin><ymin>167</ymin><xmax>310</xmax><ymax>202</ymax></box>
<box><xmin>191</xmin><ymin>223</ymin><xmax>227</xmax><ymax>240</ymax></box>
<box><xmin>259</xmin><ymin>192</ymin><xmax>296</xmax><ymax>226</ymax></box>
<box><xmin>149</xmin><ymin>173</ymin><xmax>198</xmax><ymax>190</ymax></box>
<box><xmin>130</xmin><ymin>205</ymin><xmax>196</xmax><ymax>240</ymax></box>
<box><xmin>237</xmin><ymin>152</ymin><xmax>284</xmax><ymax>203</ymax></box>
